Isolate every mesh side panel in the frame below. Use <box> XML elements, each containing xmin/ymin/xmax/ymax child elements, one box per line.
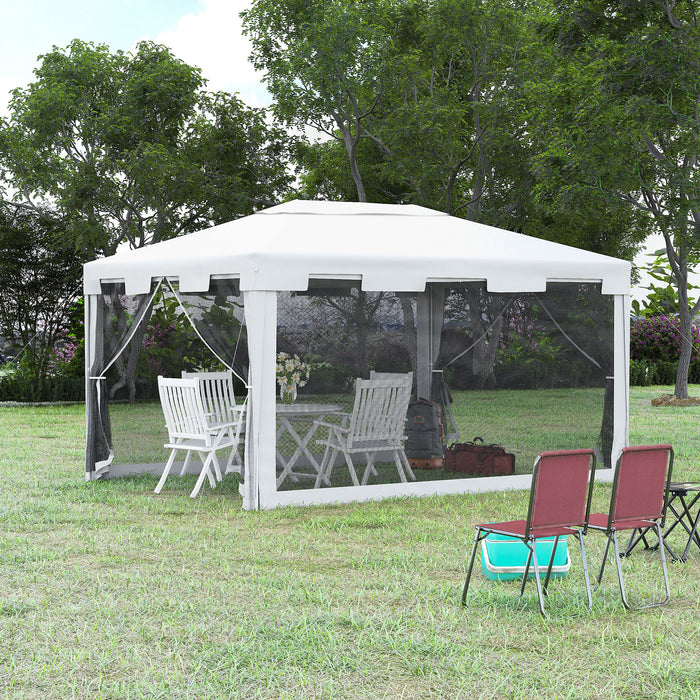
<box><xmin>274</xmin><ymin>281</ymin><xmax>615</xmax><ymax>491</ymax></box>
<box><xmin>98</xmin><ymin>278</ymin><xmax>617</xmax><ymax>486</ymax></box>
<box><xmin>275</xmin><ymin>288</ymin><xmax>417</xmax><ymax>490</ymax></box>
<box><xmin>440</xmin><ymin>282</ymin><xmax>614</xmax><ymax>471</ymax></box>
<box><xmin>102</xmin><ymin>280</ymin><xmax>246</xmax><ymax>467</ymax></box>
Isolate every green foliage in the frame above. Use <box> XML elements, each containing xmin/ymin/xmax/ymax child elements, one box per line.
<box><xmin>632</xmin><ymin>251</ymin><xmax>700</xmax><ymax>318</ymax></box>
<box><xmin>0</xmin><ymin>373</ymin><xmax>84</xmax><ymax>402</ymax></box>
<box><xmin>248</xmin><ymin>0</ymin><xmax>647</xmax><ymax>262</ymax></box>
<box><xmin>294</xmin><ymin>139</ymin><xmax>402</xmax><ymax>204</ymax></box>
<box><xmin>378</xmin><ymin>0</ymin><xmax>535</xmax><ymax>220</ymax></box>
<box><xmin>138</xmin><ymin>294</ymin><xmax>192</xmax><ymax>381</ymax></box>
<box><xmin>243</xmin><ymin>0</ymin><xmax>397</xmax><ymax>201</ymax></box>
<box><xmin>534</xmin><ymin>1</ymin><xmax>700</xmax><ymax>396</ymax></box>
<box><xmin>132</xmin><ymin>289</ymin><xmax>247</xmax><ymax>398</ymax></box>
<box><xmin>0</xmin><ymin>205</ymin><xmax>84</xmax><ymax>380</ymax></box>
<box><xmin>0</xmin><ymin>39</ymin><xmax>292</xmax><ymax>258</ymax></box>
<box><xmin>303</xmin><ymin>362</ymin><xmax>353</xmax><ymax>394</ymax></box>
<box><xmin>630</xmin><ymin>359</ymin><xmax>700</xmax><ymax>386</ymax></box>
<box><xmin>496</xmin><ymin>331</ymin><xmax>567</xmax><ymax>388</ymax></box>
<box><xmin>369</xmin><ymin>338</ymin><xmax>413</xmax><ymax>375</ymax></box>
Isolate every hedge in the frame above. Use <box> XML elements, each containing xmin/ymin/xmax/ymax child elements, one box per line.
<box><xmin>1</xmin><ymin>361</ymin><xmax>698</xmax><ymax>400</ymax></box>
<box><xmin>0</xmin><ymin>375</ymin><xmax>85</xmax><ymax>403</ymax></box>
<box><xmin>630</xmin><ymin>359</ymin><xmax>700</xmax><ymax>386</ymax></box>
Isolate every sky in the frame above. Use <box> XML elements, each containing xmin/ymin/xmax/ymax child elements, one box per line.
<box><xmin>0</xmin><ymin>0</ymin><xmax>270</xmax><ymax>115</ymax></box>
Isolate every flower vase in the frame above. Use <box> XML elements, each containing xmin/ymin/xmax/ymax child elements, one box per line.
<box><xmin>280</xmin><ymin>383</ymin><xmax>297</xmax><ymax>404</ymax></box>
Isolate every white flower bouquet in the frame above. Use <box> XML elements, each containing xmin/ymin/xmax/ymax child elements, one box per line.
<box><xmin>276</xmin><ymin>352</ymin><xmax>310</xmax><ymax>402</ymax></box>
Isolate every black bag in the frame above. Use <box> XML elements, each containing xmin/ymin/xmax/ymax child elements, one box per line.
<box><xmin>405</xmin><ymin>399</ymin><xmax>444</xmax><ymax>469</ymax></box>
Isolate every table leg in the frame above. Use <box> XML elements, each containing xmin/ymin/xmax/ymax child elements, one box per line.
<box><xmin>276</xmin><ymin>418</ymin><xmax>300</xmax><ymax>487</ymax></box>
<box><xmin>624</xmin><ymin>488</ymin><xmax>700</xmax><ymax>563</ymax></box>
<box><xmin>624</xmin><ymin>527</ymin><xmax>656</xmax><ymax>556</ymax></box>
<box><xmin>674</xmin><ymin>492</ymin><xmax>700</xmax><ymax>561</ymax></box>
<box><xmin>622</xmin><ymin>491</ymin><xmax>681</xmax><ymax>561</ymax></box>
<box><xmin>276</xmin><ymin>417</ymin><xmax>331</xmax><ymax>488</ymax></box>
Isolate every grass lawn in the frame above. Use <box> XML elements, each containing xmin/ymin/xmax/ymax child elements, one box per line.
<box><xmin>1</xmin><ymin>385</ymin><xmax>700</xmax><ymax>698</ymax></box>
<box><xmin>109</xmin><ymin>385</ymin><xmax>609</xmax><ymax>485</ymax></box>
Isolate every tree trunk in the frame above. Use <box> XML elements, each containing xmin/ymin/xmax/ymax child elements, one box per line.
<box><xmin>340</xmin><ymin>126</ymin><xmax>367</xmax><ymax>202</ymax></box>
<box><xmin>354</xmin><ymin>291</ymin><xmax>370</xmax><ymax>377</ymax></box>
<box><xmin>348</xmin><ymin>141</ymin><xmax>366</xmax><ymax>203</ymax></box>
<box><xmin>472</xmin><ymin>315</ymin><xmax>503</xmax><ymax>389</ymax></box>
<box><xmin>675</xmin><ymin>265</ymin><xmax>692</xmax><ymax>399</ymax></box>
<box><xmin>108</xmin><ymin>294</ymin><xmax>154</xmax><ymax>403</ymax></box>
<box><xmin>466</xmin><ymin>285</ymin><xmax>500</xmax><ymax>388</ymax></box>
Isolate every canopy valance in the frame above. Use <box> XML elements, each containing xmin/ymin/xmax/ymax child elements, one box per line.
<box><xmin>84</xmin><ymin>200</ymin><xmax>631</xmax><ymax>296</ymax></box>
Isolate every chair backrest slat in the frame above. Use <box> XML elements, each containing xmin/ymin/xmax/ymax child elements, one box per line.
<box><xmin>369</xmin><ymin>370</ymin><xmax>414</xmax><ymax>391</ymax></box>
<box><xmin>158</xmin><ymin>377</ymin><xmax>211</xmax><ymax>444</ymax></box>
<box><xmin>348</xmin><ymin>377</ymin><xmax>412</xmax><ymax>447</ymax></box>
<box><xmin>527</xmin><ymin>449</ymin><xmax>596</xmax><ymax>536</ymax></box>
<box><xmin>182</xmin><ymin>371</ymin><xmax>238</xmax><ymax>424</ymax></box>
<box><xmin>610</xmin><ymin>444</ymin><xmax>674</xmax><ymax>528</ymax></box>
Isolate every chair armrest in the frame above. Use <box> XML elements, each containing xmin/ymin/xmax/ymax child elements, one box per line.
<box><xmin>318</xmin><ymin>412</ymin><xmax>351</xmax><ymax>427</ymax></box>
<box><xmin>206</xmin><ymin>418</ymin><xmax>243</xmax><ymax>431</ymax></box>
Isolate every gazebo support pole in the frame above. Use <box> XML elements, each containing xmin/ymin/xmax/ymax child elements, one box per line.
<box><xmin>611</xmin><ymin>293</ymin><xmax>631</xmax><ymax>467</ymax></box>
<box><xmin>241</xmin><ymin>290</ymin><xmax>278</xmax><ymax>510</ymax></box>
<box><xmin>416</xmin><ymin>284</ymin><xmax>446</xmax><ymax>400</ymax></box>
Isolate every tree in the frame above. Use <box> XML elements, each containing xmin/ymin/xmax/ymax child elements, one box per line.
<box><xmin>243</xmin><ymin>0</ymin><xmax>397</xmax><ymax>202</ymax></box>
<box><xmin>532</xmin><ymin>0</ymin><xmax>700</xmax><ymax>398</ymax></box>
<box><xmin>0</xmin><ymin>39</ymin><xmax>292</xmax><ymax>257</ymax></box>
<box><xmin>0</xmin><ymin>39</ymin><xmax>292</xmax><ymax>400</ymax></box>
<box><xmin>294</xmin><ymin>138</ymin><xmax>404</xmax><ymax>204</ymax></box>
<box><xmin>0</xmin><ymin>205</ymin><xmax>84</xmax><ymax>379</ymax></box>
<box><xmin>632</xmin><ymin>249</ymin><xmax>700</xmax><ymax>318</ymax></box>
<box><xmin>376</xmin><ymin>0</ymin><xmax>534</xmax><ymax>222</ymax></box>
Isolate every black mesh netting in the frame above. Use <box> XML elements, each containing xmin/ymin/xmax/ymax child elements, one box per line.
<box><xmin>86</xmin><ymin>279</ymin><xmax>247</xmax><ymax>475</ymax></box>
<box><xmin>274</xmin><ymin>281</ymin><xmax>614</xmax><ymax>491</ymax></box>
<box><xmin>87</xmin><ymin>279</ymin><xmax>615</xmax><ymax>484</ymax></box>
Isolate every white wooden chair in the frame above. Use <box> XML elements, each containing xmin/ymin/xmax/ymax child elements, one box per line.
<box><xmin>156</xmin><ymin>376</ymin><xmax>244</xmax><ymax>498</ymax></box>
<box><xmin>313</xmin><ymin>377</ymin><xmax>415</xmax><ymax>487</ymax></box>
<box><xmin>181</xmin><ymin>371</ymin><xmax>246</xmax><ymax>474</ymax></box>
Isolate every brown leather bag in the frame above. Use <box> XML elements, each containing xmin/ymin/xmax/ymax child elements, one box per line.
<box><xmin>444</xmin><ymin>437</ymin><xmax>515</xmax><ymax>476</ymax></box>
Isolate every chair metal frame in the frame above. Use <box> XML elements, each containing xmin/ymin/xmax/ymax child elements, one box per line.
<box><xmin>181</xmin><ymin>370</ymin><xmax>246</xmax><ymax>474</ymax></box>
<box><xmin>156</xmin><ymin>376</ymin><xmax>244</xmax><ymax>498</ymax></box>
<box><xmin>313</xmin><ymin>377</ymin><xmax>414</xmax><ymax>487</ymax></box>
<box><xmin>588</xmin><ymin>444</ymin><xmax>674</xmax><ymax>610</ymax></box>
<box><xmin>462</xmin><ymin>449</ymin><xmax>597</xmax><ymax>616</ymax></box>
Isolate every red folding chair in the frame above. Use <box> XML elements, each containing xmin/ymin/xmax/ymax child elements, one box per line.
<box><xmin>588</xmin><ymin>444</ymin><xmax>674</xmax><ymax>610</ymax></box>
<box><xmin>462</xmin><ymin>449</ymin><xmax>597</xmax><ymax>616</ymax></box>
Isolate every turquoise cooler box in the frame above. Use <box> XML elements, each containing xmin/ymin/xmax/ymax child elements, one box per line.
<box><xmin>480</xmin><ymin>533</ymin><xmax>570</xmax><ymax>581</ymax></box>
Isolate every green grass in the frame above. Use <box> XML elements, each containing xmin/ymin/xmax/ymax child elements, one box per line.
<box><xmin>111</xmin><ymin>385</ymin><xmax>608</xmax><ymax>484</ymax></box>
<box><xmin>1</xmin><ymin>386</ymin><xmax>700</xmax><ymax>698</ymax></box>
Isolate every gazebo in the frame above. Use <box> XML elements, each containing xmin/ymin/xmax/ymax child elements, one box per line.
<box><xmin>83</xmin><ymin>200</ymin><xmax>630</xmax><ymax>510</ymax></box>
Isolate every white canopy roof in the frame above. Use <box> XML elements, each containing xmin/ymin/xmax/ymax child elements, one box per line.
<box><xmin>83</xmin><ymin>200</ymin><xmax>631</xmax><ymax>296</ymax></box>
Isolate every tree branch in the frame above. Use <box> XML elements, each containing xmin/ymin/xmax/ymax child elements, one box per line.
<box><xmin>661</xmin><ymin>0</ymin><xmax>684</xmax><ymax>29</ymax></box>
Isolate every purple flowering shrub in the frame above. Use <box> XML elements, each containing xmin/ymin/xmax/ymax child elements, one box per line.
<box><xmin>47</xmin><ymin>335</ymin><xmax>81</xmax><ymax>375</ymax></box>
<box><xmin>630</xmin><ymin>315</ymin><xmax>700</xmax><ymax>362</ymax></box>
